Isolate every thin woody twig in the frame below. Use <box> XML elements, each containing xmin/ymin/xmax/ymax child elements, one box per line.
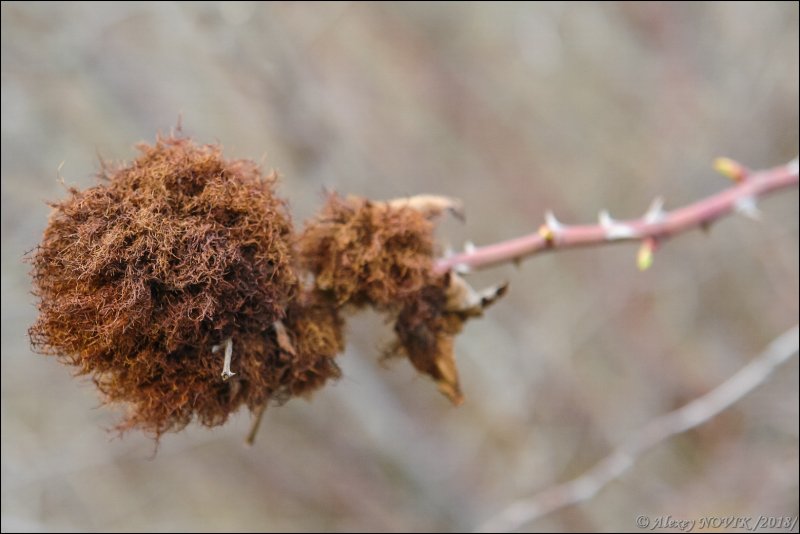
<box><xmin>245</xmin><ymin>320</ymin><xmax>296</xmax><ymax>446</ymax></box>
<box><xmin>436</xmin><ymin>158</ymin><xmax>799</xmax><ymax>274</ymax></box>
<box><xmin>245</xmin><ymin>403</ymin><xmax>268</xmax><ymax>447</ymax></box>
<box><xmin>476</xmin><ymin>324</ymin><xmax>800</xmax><ymax>533</ymax></box>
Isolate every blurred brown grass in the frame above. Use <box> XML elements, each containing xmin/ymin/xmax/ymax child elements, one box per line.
<box><xmin>2</xmin><ymin>2</ymin><xmax>797</xmax><ymax>531</ymax></box>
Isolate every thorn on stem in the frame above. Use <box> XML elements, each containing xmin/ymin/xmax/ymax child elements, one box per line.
<box><xmin>454</xmin><ymin>263</ymin><xmax>471</xmax><ymax>274</ymax></box>
<box><xmin>644</xmin><ymin>197</ymin><xmax>666</xmax><ymax>224</ymax></box>
<box><xmin>734</xmin><ymin>196</ymin><xmax>761</xmax><ymax>220</ymax></box>
<box><xmin>598</xmin><ymin>209</ymin><xmax>613</xmax><ymax>227</ymax></box>
<box><xmin>213</xmin><ymin>338</ymin><xmax>235</xmax><ymax>381</ymax></box>
<box><xmin>544</xmin><ymin>210</ymin><xmax>565</xmax><ymax>233</ymax></box>
<box><xmin>599</xmin><ymin>210</ymin><xmax>638</xmax><ymax>240</ymax></box>
<box><xmin>273</xmin><ymin>320</ymin><xmax>296</xmax><ymax>355</ymax></box>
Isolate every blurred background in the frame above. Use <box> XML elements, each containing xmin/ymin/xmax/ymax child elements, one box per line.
<box><xmin>2</xmin><ymin>2</ymin><xmax>798</xmax><ymax>532</ymax></box>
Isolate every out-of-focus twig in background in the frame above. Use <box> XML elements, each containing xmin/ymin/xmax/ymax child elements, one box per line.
<box><xmin>479</xmin><ymin>324</ymin><xmax>799</xmax><ymax>532</ymax></box>
<box><xmin>2</xmin><ymin>2</ymin><xmax>797</xmax><ymax>531</ymax></box>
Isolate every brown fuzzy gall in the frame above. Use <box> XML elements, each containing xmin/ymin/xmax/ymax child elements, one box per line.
<box><xmin>29</xmin><ymin>134</ymin><xmax>504</xmax><ymax>439</ymax></box>
<box><xmin>299</xmin><ymin>193</ymin><xmax>503</xmax><ymax>404</ymax></box>
<box><xmin>275</xmin><ymin>290</ymin><xmax>345</xmax><ymax>399</ymax></box>
<box><xmin>27</xmin><ymin>135</ymin><xmax>335</xmax><ymax>436</ymax></box>
<box><xmin>299</xmin><ymin>193</ymin><xmax>437</xmax><ymax>308</ymax></box>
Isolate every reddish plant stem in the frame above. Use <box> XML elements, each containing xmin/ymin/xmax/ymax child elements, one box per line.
<box><xmin>435</xmin><ymin>159</ymin><xmax>799</xmax><ymax>274</ymax></box>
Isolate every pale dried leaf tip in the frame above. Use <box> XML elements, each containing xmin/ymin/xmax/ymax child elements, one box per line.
<box><xmin>213</xmin><ymin>338</ymin><xmax>235</xmax><ymax>381</ymax></box>
<box><xmin>446</xmin><ymin>272</ymin><xmax>508</xmax><ymax>316</ymax></box>
<box><xmin>434</xmin><ymin>350</ymin><xmax>464</xmax><ymax>406</ymax></box>
<box><xmin>472</xmin><ymin>282</ymin><xmax>509</xmax><ymax>311</ymax></box>
<box><xmin>385</xmin><ymin>194</ymin><xmax>465</xmax><ymax>221</ymax></box>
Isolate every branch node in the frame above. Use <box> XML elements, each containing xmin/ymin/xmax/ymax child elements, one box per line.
<box><xmin>537</xmin><ymin>224</ymin><xmax>554</xmax><ymax>245</ymax></box>
<box><xmin>538</xmin><ymin>210</ymin><xmax>565</xmax><ymax>245</ymax></box>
